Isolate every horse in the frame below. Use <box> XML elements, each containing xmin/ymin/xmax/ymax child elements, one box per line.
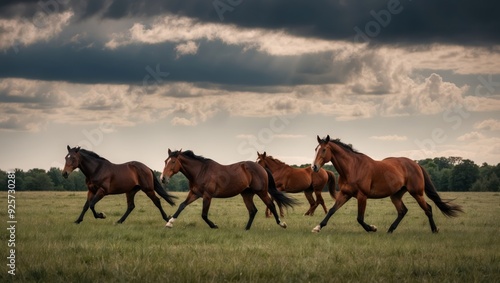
<box><xmin>256</xmin><ymin>152</ymin><xmax>336</xmax><ymax>217</ymax></box>
<box><xmin>62</xmin><ymin>146</ymin><xmax>177</xmax><ymax>224</ymax></box>
<box><xmin>160</xmin><ymin>149</ymin><xmax>298</xmax><ymax>230</ymax></box>
<box><xmin>311</xmin><ymin>135</ymin><xmax>463</xmax><ymax>233</ymax></box>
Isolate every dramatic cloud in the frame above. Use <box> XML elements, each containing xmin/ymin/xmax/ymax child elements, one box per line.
<box><xmin>0</xmin><ymin>11</ymin><xmax>73</xmax><ymax>51</ymax></box>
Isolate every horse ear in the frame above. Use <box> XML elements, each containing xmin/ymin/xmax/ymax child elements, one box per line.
<box><xmin>67</xmin><ymin>145</ymin><xmax>71</xmax><ymax>151</ymax></box>
<box><xmin>179</xmin><ymin>148</ymin><xmax>182</xmax><ymax>153</ymax></box>
<box><xmin>317</xmin><ymin>135</ymin><xmax>321</xmax><ymax>143</ymax></box>
<box><xmin>263</xmin><ymin>151</ymin><xmax>266</xmax><ymax>157</ymax></box>
<box><xmin>326</xmin><ymin>135</ymin><xmax>330</xmax><ymax>142</ymax></box>
<box><xmin>75</xmin><ymin>146</ymin><xmax>80</xmax><ymax>152</ymax></box>
<box><xmin>168</xmin><ymin>148</ymin><xmax>172</xmax><ymax>155</ymax></box>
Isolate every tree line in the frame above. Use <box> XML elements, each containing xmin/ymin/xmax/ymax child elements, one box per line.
<box><xmin>1</xmin><ymin>157</ymin><xmax>499</xmax><ymax>192</ymax></box>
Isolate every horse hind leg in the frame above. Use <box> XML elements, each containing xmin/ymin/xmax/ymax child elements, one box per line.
<box><xmin>117</xmin><ymin>187</ymin><xmax>140</xmax><ymax>224</ymax></box>
<box><xmin>303</xmin><ymin>188</ymin><xmax>316</xmax><ymax>216</ymax></box>
<box><xmin>144</xmin><ymin>188</ymin><xmax>170</xmax><ymax>222</ymax></box>
<box><xmin>388</xmin><ymin>190</ymin><xmax>408</xmax><ymax>233</ymax></box>
<box><xmin>241</xmin><ymin>191</ymin><xmax>258</xmax><ymax>230</ymax></box>
<box><xmin>413</xmin><ymin>193</ymin><xmax>439</xmax><ymax>233</ymax></box>
<box><xmin>257</xmin><ymin>191</ymin><xmax>287</xmax><ymax>229</ymax></box>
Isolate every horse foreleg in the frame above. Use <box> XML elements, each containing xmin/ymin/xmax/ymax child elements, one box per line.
<box><xmin>117</xmin><ymin>188</ymin><xmax>139</xmax><ymax>224</ymax></box>
<box><xmin>201</xmin><ymin>194</ymin><xmax>218</xmax><ymax>229</ymax></box>
<box><xmin>75</xmin><ymin>188</ymin><xmax>96</xmax><ymax>223</ymax></box>
<box><xmin>75</xmin><ymin>198</ymin><xmax>91</xmax><ymax>223</ymax></box>
<box><xmin>356</xmin><ymin>194</ymin><xmax>377</xmax><ymax>232</ymax></box>
<box><xmin>89</xmin><ymin>188</ymin><xmax>106</xmax><ymax>220</ymax></box>
<box><xmin>165</xmin><ymin>191</ymin><xmax>198</xmax><ymax>228</ymax></box>
<box><xmin>312</xmin><ymin>191</ymin><xmax>351</xmax><ymax>233</ymax></box>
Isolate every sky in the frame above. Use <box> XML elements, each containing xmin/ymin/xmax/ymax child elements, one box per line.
<box><xmin>1</xmin><ymin>0</ymin><xmax>500</xmax><ymax>172</ymax></box>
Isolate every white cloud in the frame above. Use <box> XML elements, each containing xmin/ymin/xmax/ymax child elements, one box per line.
<box><xmin>457</xmin><ymin>131</ymin><xmax>486</xmax><ymax>141</ymax></box>
<box><xmin>0</xmin><ymin>11</ymin><xmax>73</xmax><ymax>51</ymax></box>
<box><xmin>370</xmin><ymin>135</ymin><xmax>408</xmax><ymax>141</ymax></box>
<box><xmin>474</xmin><ymin>119</ymin><xmax>500</xmax><ymax>131</ymax></box>
<box><xmin>175</xmin><ymin>41</ymin><xmax>199</xmax><ymax>58</ymax></box>
<box><xmin>105</xmin><ymin>14</ymin><xmax>357</xmax><ymax>56</ymax></box>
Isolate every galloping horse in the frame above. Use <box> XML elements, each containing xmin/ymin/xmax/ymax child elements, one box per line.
<box><xmin>311</xmin><ymin>135</ymin><xmax>463</xmax><ymax>233</ymax></box>
<box><xmin>161</xmin><ymin>149</ymin><xmax>298</xmax><ymax>230</ymax></box>
<box><xmin>62</xmin><ymin>146</ymin><xmax>177</xmax><ymax>224</ymax></box>
<box><xmin>256</xmin><ymin>152</ymin><xmax>336</xmax><ymax>217</ymax></box>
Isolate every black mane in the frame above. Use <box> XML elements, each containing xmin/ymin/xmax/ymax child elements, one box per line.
<box><xmin>79</xmin><ymin>148</ymin><xmax>109</xmax><ymax>161</ymax></box>
<box><xmin>171</xmin><ymin>150</ymin><xmax>212</xmax><ymax>163</ymax></box>
<box><xmin>321</xmin><ymin>137</ymin><xmax>361</xmax><ymax>154</ymax></box>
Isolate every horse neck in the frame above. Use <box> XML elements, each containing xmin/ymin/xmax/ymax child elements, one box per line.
<box><xmin>328</xmin><ymin>142</ymin><xmax>361</xmax><ymax>181</ymax></box>
<box><xmin>78</xmin><ymin>153</ymin><xmax>108</xmax><ymax>177</ymax></box>
<box><xmin>178</xmin><ymin>155</ymin><xmax>206</xmax><ymax>182</ymax></box>
<box><xmin>264</xmin><ymin>158</ymin><xmax>288</xmax><ymax>173</ymax></box>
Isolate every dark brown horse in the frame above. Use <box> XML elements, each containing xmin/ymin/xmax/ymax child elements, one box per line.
<box><xmin>62</xmin><ymin>146</ymin><xmax>176</xmax><ymax>224</ymax></box>
<box><xmin>256</xmin><ymin>152</ymin><xmax>336</xmax><ymax>217</ymax></box>
<box><xmin>161</xmin><ymin>149</ymin><xmax>298</xmax><ymax>230</ymax></box>
<box><xmin>311</xmin><ymin>135</ymin><xmax>463</xmax><ymax>233</ymax></box>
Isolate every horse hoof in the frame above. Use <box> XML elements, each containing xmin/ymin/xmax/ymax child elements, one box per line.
<box><xmin>279</xmin><ymin>222</ymin><xmax>287</xmax><ymax>229</ymax></box>
<box><xmin>370</xmin><ymin>225</ymin><xmax>377</xmax><ymax>232</ymax></box>
<box><xmin>165</xmin><ymin>222</ymin><xmax>173</xmax><ymax>228</ymax></box>
<box><xmin>312</xmin><ymin>225</ymin><xmax>321</xmax><ymax>233</ymax></box>
<box><xmin>99</xmin><ymin>213</ymin><xmax>106</xmax><ymax>219</ymax></box>
<box><xmin>433</xmin><ymin>227</ymin><xmax>440</xmax><ymax>233</ymax></box>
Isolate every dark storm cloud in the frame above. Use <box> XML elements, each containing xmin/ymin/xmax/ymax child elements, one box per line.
<box><xmin>0</xmin><ymin>40</ymin><xmax>318</xmax><ymax>86</ymax></box>
<box><xmin>71</xmin><ymin>0</ymin><xmax>500</xmax><ymax>45</ymax></box>
<box><xmin>3</xmin><ymin>1</ymin><xmax>498</xmax><ymax>45</ymax></box>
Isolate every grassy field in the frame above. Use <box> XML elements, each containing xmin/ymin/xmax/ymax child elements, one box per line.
<box><xmin>0</xmin><ymin>191</ymin><xmax>499</xmax><ymax>282</ymax></box>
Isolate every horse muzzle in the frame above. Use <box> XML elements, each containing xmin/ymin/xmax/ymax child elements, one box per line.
<box><xmin>311</xmin><ymin>164</ymin><xmax>320</xmax><ymax>173</ymax></box>
<box><xmin>62</xmin><ymin>171</ymin><xmax>69</xmax><ymax>179</ymax></box>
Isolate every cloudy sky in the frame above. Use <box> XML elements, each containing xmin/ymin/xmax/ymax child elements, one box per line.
<box><xmin>1</xmin><ymin>0</ymin><xmax>499</xmax><ymax>172</ymax></box>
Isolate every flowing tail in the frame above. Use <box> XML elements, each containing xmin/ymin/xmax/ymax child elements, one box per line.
<box><xmin>326</xmin><ymin>170</ymin><xmax>337</xmax><ymax>199</ymax></box>
<box><xmin>265</xmin><ymin>168</ymin><xmax>298</xmax><ymax>208</ymax></box>
<box><xmin>419</xmin><ymin>165</ymin><xmax>463</xmax><ymax>217</ymax></box>
<box><xmin>151</xmin><ymin>170</ymin><xmax>177</xmax><ymax>206</ymax></box>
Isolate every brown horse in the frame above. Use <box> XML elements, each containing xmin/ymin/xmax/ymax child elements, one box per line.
<box><xmin>161</xmin><ymin>149</ymin><xmax>298</xmax><ymax>230</ymax></box>
<box><xmin>256</xmin><ymin>152</ymin><xmax>336</xmax><ymax>217</ymax></box>
<box><xmin>62</xmin><ymin>146</ymin><xmax>176</xmax><ymax>224</ymax></box>
<box><xmin>311</xmin><ymin>135</ymin><xmax>463</xmax><ymax>233</ymax></box>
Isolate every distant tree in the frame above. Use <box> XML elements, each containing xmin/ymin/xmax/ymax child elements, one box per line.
<box><xmin>13</xmin><ymin>169</ymin><xmax>26</xmax><ymax>191</ymax></box>
<box><xmin>450</xmin><ymin>159</ymin><xmax>479</xmax><ymax>191</ymax></box>
<box><xmin>439</xmin><ymin>168</ymin><xmax>452</xmax><ymax>191</ymax></box>
<box><xmin>24</xmin><ymin>168</ymin><xmax>55</xmax><ymax>190</ymax></box>
<box><xmin>0</xmin><ymin>169</ymin><xmax>7</xmax><ymax>191</ymax></box>
<box><xmin>62</xmin><ymin>170</ymin><xmax>87</xmax><ymax>191</ymax></box>
<box><xmin>47</xmin><ymin>167</ymin><xmax>65</xmax><ymax>190</ymax></box>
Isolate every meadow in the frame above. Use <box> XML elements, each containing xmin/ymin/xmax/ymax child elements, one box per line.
<box><xmin>0</xmin><ymin>191</ymin><xmax>499</xmax><ymax>282</ymax></box>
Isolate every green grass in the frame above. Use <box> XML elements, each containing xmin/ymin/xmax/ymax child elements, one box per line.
<box><xmin>0</xmin><ymin>191</ymin><xmax>499</xmax><ymax>282</ymax></box>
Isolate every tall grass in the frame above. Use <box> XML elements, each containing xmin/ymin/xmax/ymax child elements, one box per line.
<box><xmin>0</xmin><ymin>191</ymin><xmax>499</xmax><ymax>282</ymax></box>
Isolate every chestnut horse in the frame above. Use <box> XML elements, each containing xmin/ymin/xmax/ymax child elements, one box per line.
<box><xmin>311</xmin><ymin>135</ymin><xmax>463</xmax><ymax>233</ymax></box>
<box><xmin>161</xmin><ymin>149</ymin><xmax>298</xmax><ymax>230</ymax></box>
<box><xmin>256</xmin><ymin>152</ymin><xmax>336</xmax><ymax>217</ymax></box>
<box><xmin>62</xmin><ymin>146</ymin><xmax>176</xmax><ymax>224</ymax></box>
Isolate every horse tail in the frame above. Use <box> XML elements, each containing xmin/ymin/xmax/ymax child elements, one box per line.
<box><xmin>326</xmin><ymin>170</ymin><xmax>336</xmax><ymax>199</ymax></box>
<box><xmin>419</xmin><ymin>165</ymin><xmax>463</xmax><ymax>217</ymax></box>
<box><xmin>265</xmin><ymin>168</ymin><xmax>298</xmax><ymax>208</ymax></box>
<box><xmin>151</xmin><ymin>170</ymin><xmax>177</xmax><ymax>206</ymax></box>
